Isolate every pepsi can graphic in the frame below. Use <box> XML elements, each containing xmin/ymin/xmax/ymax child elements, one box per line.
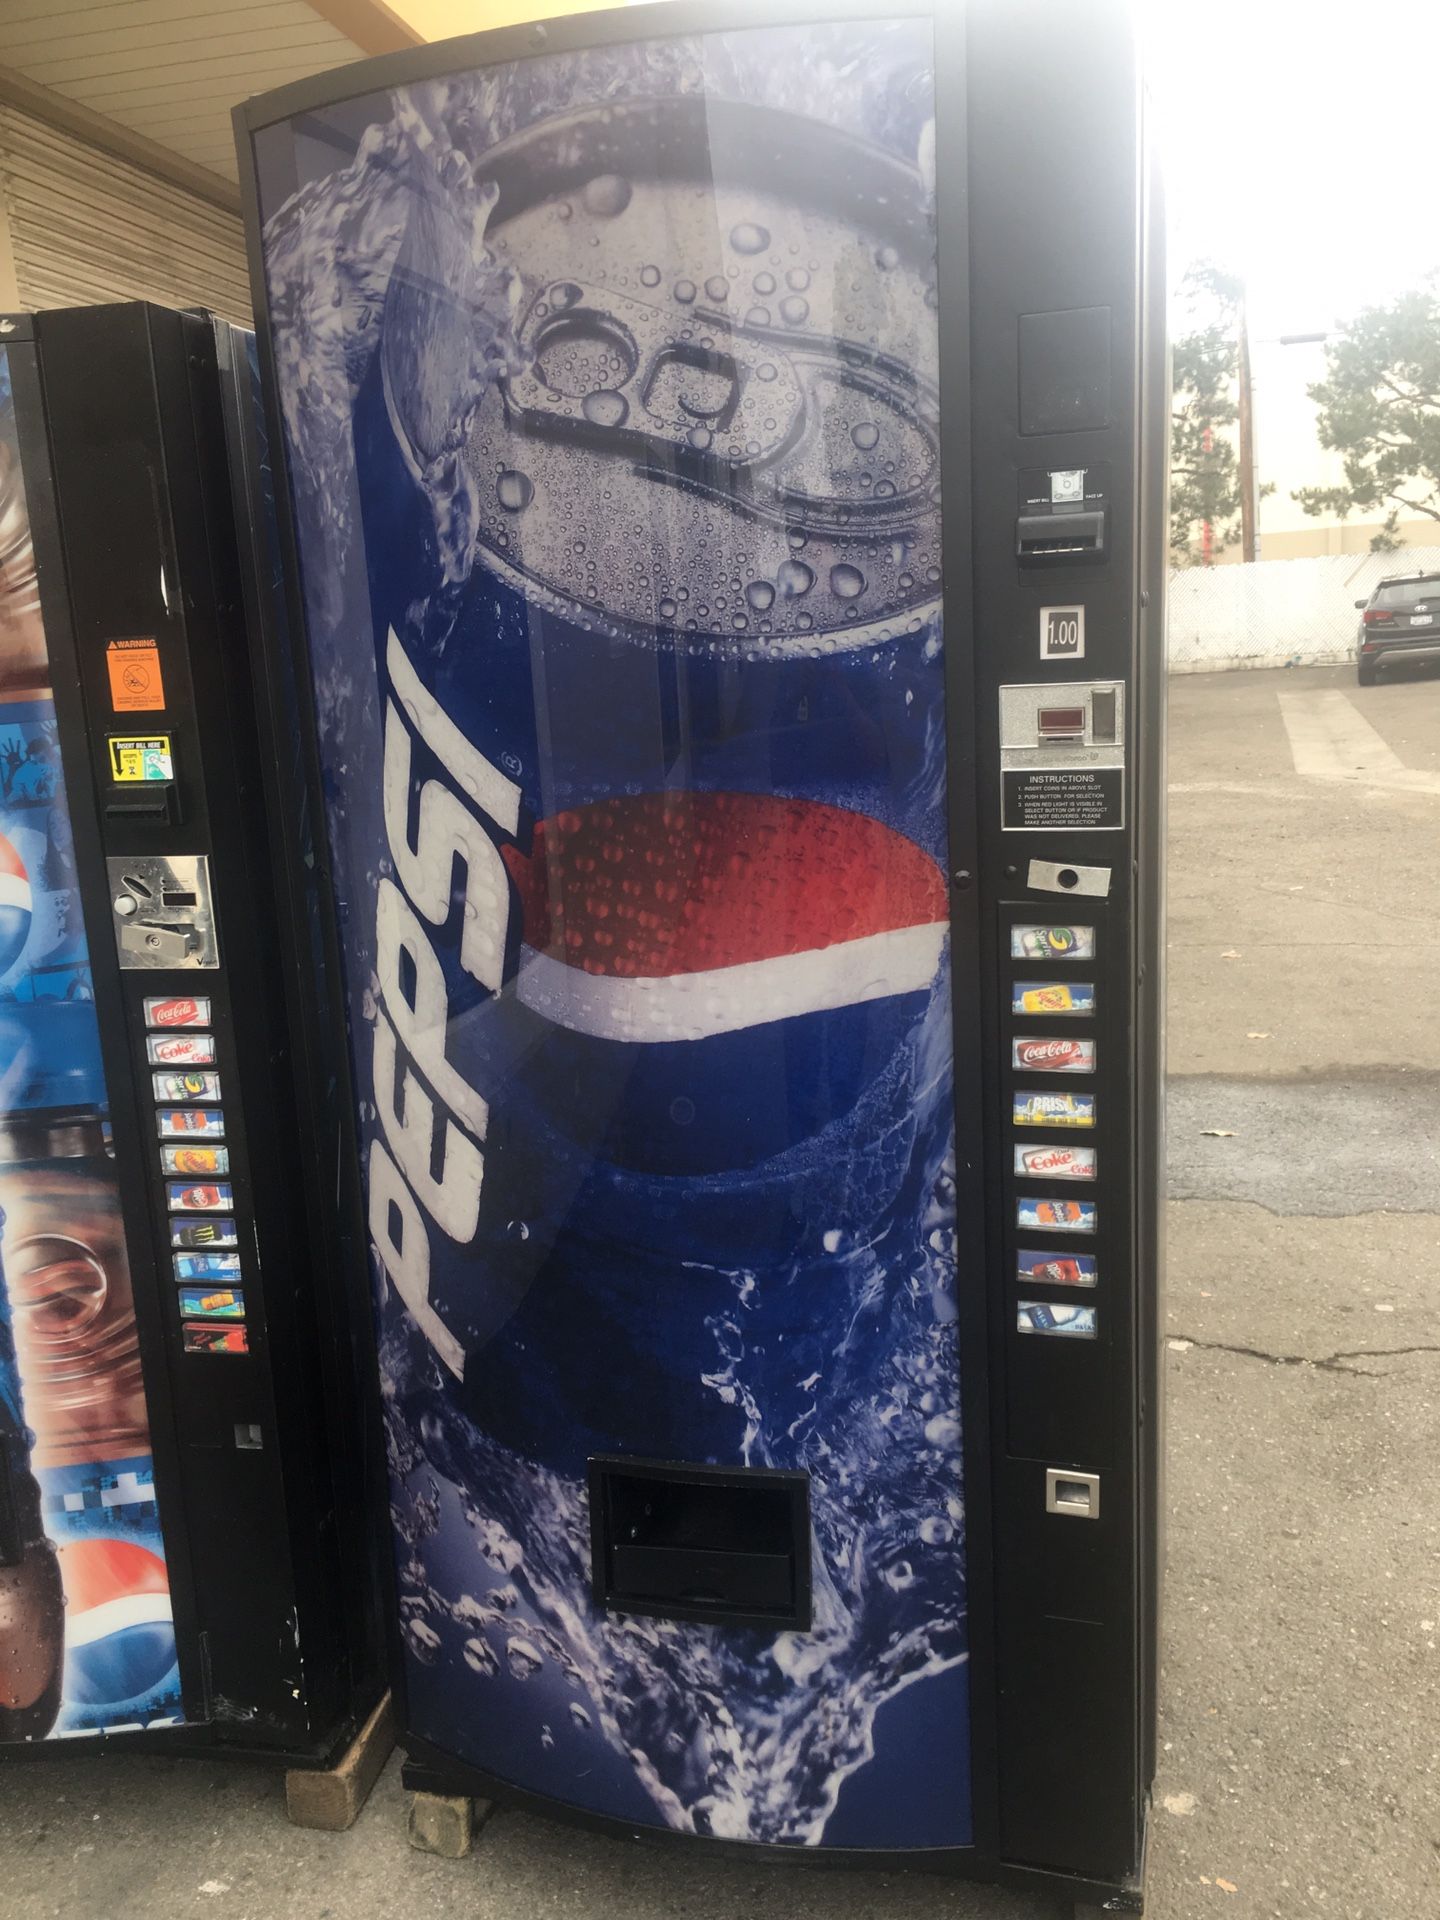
<box><xmin>255</xmin><ymin>19</ymin><xmax>966</xmax><ymax>1849</ymax></box>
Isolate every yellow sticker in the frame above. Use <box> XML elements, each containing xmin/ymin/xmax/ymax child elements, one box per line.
<box><xmin>108</xmin><ymin>734</ymin><xmax>173</xmax><ymax>782</ymax></box>
<box><xmin>106</xmin><ymin>637</ymin><xmax>165</xmax><ymax>712</ymax></box>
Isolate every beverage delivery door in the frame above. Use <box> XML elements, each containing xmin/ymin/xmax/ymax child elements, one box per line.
<box><xmin>245</xmin><ymin>11</ymin><xmax>972</xmax><ymax>1851</ymax></box>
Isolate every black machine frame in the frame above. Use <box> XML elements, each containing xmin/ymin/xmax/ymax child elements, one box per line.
<box><xmin>0</xmin><ymin>304</ymin><xmax>387</xmax><ymax>1766</ymax></box>
<box><xmin>233</xmin><ymin>1</ymin><xmax>1166</xmax><ymax>1907</ymax></box>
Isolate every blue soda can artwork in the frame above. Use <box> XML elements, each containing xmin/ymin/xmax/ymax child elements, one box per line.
<box><xmin>254</xmin><ymin>18</ymin><xmax>969</xmax><ymax>1847</ymax></box>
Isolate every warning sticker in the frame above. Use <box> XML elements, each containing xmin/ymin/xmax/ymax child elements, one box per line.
<box><xmin>106</xmin><ymin>638</ymin><xmax>165</xmax><ymax>713</ymax></box>
<box><xmin>108</xmin><ymin>734</ymin><xmax>172</xmax><ymax>781</ymax></box>
<box><xmin>1002</xmin><ymin>767</ymin><xmax>1124</xmax><ymax>831</ymax></box>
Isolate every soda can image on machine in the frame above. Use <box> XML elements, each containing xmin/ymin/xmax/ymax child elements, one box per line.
<box><xmin>237</xmin><ymin>0</ymin><xmax>1164</xmax><ymax>1904</ymax></box>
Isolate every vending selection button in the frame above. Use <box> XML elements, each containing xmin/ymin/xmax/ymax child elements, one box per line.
<box><xmin>147</xmin><ymin>1033</ymin><xmax>216</xmax><ymax>1066</ymax></box>
<box><xmin>1011</xmin><ymin>923</ymin><xmax>1095</xmax><ymax>960</ymax></box>
<box><xmin>1013</xmin><ymin>981</ymin><xmax>1094</xmax><ymax>1015</ymax></box>
<box><xmin>166</xmin><ymin>1182</ymin><xmax>232</xmax><ymax>1213</ymax></box>
<box><xmin>1013</xmin><ymin>1091</ymin><xmax>1095</xmax><ymax>1128</ymax></box>
<box><xmin>1014</xmin><ymin>1143</ymin><xmax>1096</xmax><ymax>1181</ymax></box>
<box><xmin>174</xmin><ymin>1251</ymin><xmax>242</xmax><ymax>1282</ymax></box>
<box><xmin>1017</xmin><ymin>1250</ymin><xmax>1097</xmax><ymax>1288</ymax></box>
<box><xmin>178</xmin><ymin>1286</ymin><xmax>245</xmax><ymax>1321</ymax></box>
<box><xmin>156</xmin><ymin>1108</ymin><xmax>225</xmax><ymax>1139</ymax></box>
<box><xmin>182</xmin><ymin>1324</ymin><xmax>249</xmax><ymax>1356</ymax></box>
<box><xmin>1012</xmin><ymin>1036</ymin><xmax>1095</xmax><ymax>1073</ymax></box>
<box><xmin>1018</xmin><ymin>1301</ymin><xmax>1097</xmax><ymax>1338</ymax></box>
<box><xmin>1017</xmin><ymin>1197</ymin><xmax>1096</xmax><ymax>1233</ymax></box>
<box><xmin>152</xmin><ymin>1070</ymin><xmax>220</xmax><ymax>1102</ymax></box>
<box><xmin>170</xmin><ymin>1217</ymin><xmax>238</xmax><ymax>1249</ymax></box>
<box><xmin>144</xmin><ymin>996</ymin><xmax>211</xmax><ymax>1028</ymax></box>
<box><xmin>161</xmin><ymin>1146</ymin><xmax>229</xmax><ymax>1176</ymax></box>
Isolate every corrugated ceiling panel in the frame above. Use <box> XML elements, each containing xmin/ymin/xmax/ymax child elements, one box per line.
<box><xmin>0</xmin><ymin>0</ymin><xmax>364</xmax><ymax>184</ymax></box>
<box><xmin>0</xmin><ymin>106</ymin><xmax>252</xmax><ymax>322</ymax></box>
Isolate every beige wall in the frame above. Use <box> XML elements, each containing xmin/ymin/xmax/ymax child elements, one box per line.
<box><xmin>389</xmin><ymin>0</ymin><xmax>644</xmax><ymax>38</ymax></box>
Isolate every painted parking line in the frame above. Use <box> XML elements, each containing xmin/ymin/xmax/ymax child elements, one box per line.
<box><xmin>1277</xmin><ymin>690</ymin><xmax>1440</xmax><ymax>795</ymax></box>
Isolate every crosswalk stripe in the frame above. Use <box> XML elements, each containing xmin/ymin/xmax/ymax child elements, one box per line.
<box><xmin>1276</xmin><ymin>690</ymin><xmax>1440</xmax><ymax>795</ymax></box>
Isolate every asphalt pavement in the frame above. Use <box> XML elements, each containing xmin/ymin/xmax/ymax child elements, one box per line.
<box><xmin>1</xmin><ymin>663</ymin><xmax>1436</xmax><ymax>1919</ymax></box>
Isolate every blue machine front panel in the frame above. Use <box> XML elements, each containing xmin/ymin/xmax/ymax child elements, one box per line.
<box><xmin>254</xmin><ymin>16</ymin><xmax>970</xmax><ymax>1847</ymax></box>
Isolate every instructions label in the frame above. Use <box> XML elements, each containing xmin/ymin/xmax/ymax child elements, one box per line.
<box><xmin>108</xmin><ymin>734</ymin><xmax>172</xmax><ymax>781</ymax></box>
<box><xmin>106</xmin><ymin>638</ymin><xmax>165</xmax><ymax>712</ymax></box>
<box><xmin>1003</xmin><ymin>766</ymin><xmax>1124</xmax><ymax>831</ymax></box>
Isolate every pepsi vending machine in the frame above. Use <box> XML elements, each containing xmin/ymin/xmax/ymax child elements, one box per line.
<box><xmin>0</xmin><ymin>304</ymin><xmax>384</xmax><ymax>1761</ymax></box>
<box><xmin>237</xmin><ymin>0</ymin><xmax>1165</xmax><ymax>1906</ymax></box>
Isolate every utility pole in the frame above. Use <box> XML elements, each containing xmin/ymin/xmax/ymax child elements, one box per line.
<box><xmin>1237</xmin><ymin>287</ymin><xmax>1257</xmax><ymax>562</ymax></box>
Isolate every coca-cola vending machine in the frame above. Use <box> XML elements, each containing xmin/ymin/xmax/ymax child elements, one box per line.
<box><xmin>236</xmin><ymin>0</ymin><xmax>1165</xmax><ymax>1908</ymax></box>
<box><xmin>0</xmin><ymin>304</ymin><xmax>384</xmax><ymax>1763</ymax></box>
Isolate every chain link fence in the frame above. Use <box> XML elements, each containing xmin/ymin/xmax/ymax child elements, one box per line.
<box><xmin>1167</xmin><ymin>545</ymin><xmax>1440</xmax><ymax>673</ymax></box>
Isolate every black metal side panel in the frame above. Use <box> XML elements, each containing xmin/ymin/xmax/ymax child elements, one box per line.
<box><xmin>966</xmin><ymin>0</ymin><xmax>1156</xmax><ymax>1883</ymax></box>
<box><xmin>31</xmin><ymin>302</ymin><xmax>376</xmax><ymax>1755</ymax></box>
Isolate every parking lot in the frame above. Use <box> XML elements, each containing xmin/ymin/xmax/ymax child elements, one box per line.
<box><xmin>2</xmin><ymin>663</ymin><xmax>1437</xmax><ymax>1920</ymax></box>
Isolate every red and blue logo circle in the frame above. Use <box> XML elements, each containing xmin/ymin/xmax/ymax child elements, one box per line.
<box><xmin>57</xmin><ymin>1537</ymin><xmax>177</xmax><ymax>1714</ymax></box>
<box><xmin>0</xmin><ymin>831</ymin><xmax>32</xmax><ymax>979</ymax></box>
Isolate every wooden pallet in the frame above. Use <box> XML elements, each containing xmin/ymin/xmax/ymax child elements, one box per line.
<box><xmin>284</xmin><ymin>1691</ymin><xmax>396</xmax><ymax>1832</ymax></box>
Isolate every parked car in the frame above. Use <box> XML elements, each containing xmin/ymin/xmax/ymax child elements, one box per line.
<box><xmin>1353</xmin><ymin>571</ymin><xmax>1440</xmax><ymax>684</ymax></box>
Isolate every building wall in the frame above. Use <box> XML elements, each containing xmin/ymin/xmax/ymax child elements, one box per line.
<box><xmin>0</xmin><ymin>106</ymin><xmax>250</xmax><ymax>322</ymax></box>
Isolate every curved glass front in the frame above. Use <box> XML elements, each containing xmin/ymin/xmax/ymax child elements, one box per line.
<box><xmin>253</xmin><ymin>14</ymin><xmax>969</xmax><ymax>1848</ymax></box>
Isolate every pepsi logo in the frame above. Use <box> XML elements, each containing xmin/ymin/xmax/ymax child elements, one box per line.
<box><xmin>502</xmin><ymin>791</ymin><xmax>948</xmax><ymax>1043</ymax></box>
<box><xmin>0</xmin><ymin>830</ymin><xmax>33</xmax><ymax>978</ymax></box>
<box><xmin>56</xmin><ymin>1537</ymin><xmax>176</xmax><ymax>1713</ymax></box>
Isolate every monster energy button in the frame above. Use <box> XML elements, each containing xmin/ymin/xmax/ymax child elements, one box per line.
<box><xmin>383</xmin><ymin>96</ymin><xmax>941</xmax><ymax>653</ymax></box>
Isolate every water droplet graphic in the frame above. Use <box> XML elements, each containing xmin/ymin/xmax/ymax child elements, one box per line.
<box><xmin>786</xmin><ymin>266</ymin><xmax>811</xmax><ymax>292</ymax></box>
<box><xmin>583</xmin><ymin>389</ymin><xmax>629</xmax><ymax>428</ymax></box>
<box><xmin>658</xmin><ymin>596</ymin><xmax>678</xmax><ymax>620</ymax></box>
<box><xmin>756</xmin><ymin>362</ymin><xmax>778</xmax><ymax>382</ymax></box>
<box><xmin>568</xmin><ymin>1702</ymin><xmax>592</xmax><ymax>1730</ymax></box>
<box><xmin>506</xmin><ymin>1636</ymin><xmax>544</xmax><ymax>1681</ymax></box>
<box><xmin>704</xmin><ymin>275</ymin><xmax>729</xmax><ymax>303</ymax></box>
<box><xmin>462</xmin><ymin>1635</ymin><xmax>498</xmax><ymax>1676</ymax></box>
<box><xmin>778</xmin><ymin>295</ymin><xmax>809</xmax><ymax>327</ymax></box>
<box><xmin>875</xmin><ymin>243</ymin><xmax>900</xmax><ymax>271</ymax></box>
<box><xmin>752</xmin><ymin>271</ymin><xmax>776</xmax><ymax>295</ymax></box>
<box><xmin>551</xmin><ymin>280</ymin><xmax>583</xmax><ymax>309</ymax></box>
<box><xmin>744</xmin><ymin>307</ymin><xmax>771</xmax><ymax>329</ymax></box>
<box><xmin>851</xmin><ymin>421</ymin><xmax>880</xmax><ymax>451</ymax></box>
<box><xmin>495</xmin><ymin>469</ymin><xmax>533</xmax><ymax>512</ymax></box>
<box><xmin>673</xmin><ymin>278</ymin><xmax>696</xmax><ymax>304</ymax></box>
<box><xmin>786</xmin><ymin>527</ymin><xmax>807</xmax><ymax>551</ymax></box>
<box><xmin>830</xmin><ymin>564</ymin><xmax>866</xmax><ymax>600</ymax></box>
<box><xmin>745</xmin><ymin>579</ymin><xmax>775</xmax><ymax>612</ymax></box>
<box><xmin>686</xmin><ymin>424</ymin><xmax>712</xmax><ymax>452</ymax></box>
<box><xmin>730</xmin><ymin>221</ymin><xmax>770</xmax><ymax>255</ymax></box>
<box><xmin>776</xmin><ymin>559</ymin><xmax>814</xmax><ymax>598</ymax></box>
<box><xmin>581</xmin><ymin>173</ymin><xmax>632</xmax><ymax>217</ymax></box>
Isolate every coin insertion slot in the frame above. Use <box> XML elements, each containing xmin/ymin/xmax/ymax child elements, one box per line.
<box><xmin>121</xmin><ymin>874</ymin><xmax>153</xmax><ymax>898</ymax></box>
<box><xmin>1045</xmin><ymin>1467</ymin><xmax>1100</xmax><ymax>1520</ymax></box>
<box><xmin>590</xmin><ymin>1456</ymin><xmax>811</xmax><ymax>1631</ymax></box>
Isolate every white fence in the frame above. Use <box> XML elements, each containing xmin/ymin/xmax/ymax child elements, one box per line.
<box><xmin>1166</xmin><ymin>546</ymin><xmax>1440</xmax><ymax>673</ymax></box>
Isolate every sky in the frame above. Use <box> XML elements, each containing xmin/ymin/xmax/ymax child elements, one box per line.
<box><xmin>1144</xmin><ymin>0</ymin><xmax>1440</xmax><ymax>338</ymax></box>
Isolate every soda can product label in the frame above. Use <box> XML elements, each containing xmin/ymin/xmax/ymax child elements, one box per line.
<box><xmin>1014</xmin><ymin>1143</ymin><xmax>1097</xmax><ymax>1181</ymax></box>
<box><xmin>178</xmin><ymin>1287</ymin><xmax>245</xmax><ymax>1321</ymax></box>
<box><xmin>182</xmin><ymin>1323</ymin><xmax>248</xmax><ymax>1356</ymax></box>
<box><xmin>156</xmin><ymin>1107</ymin><xmax>225</xmax><ymax>1139</ymax></box>
<box><xmin>147</xmin><ymin>1033</ymin><xmax>216</xmax><ymax>1066</ymax></box>
<box><xmin>1017</xmin><ymin>1249</ymin><xmax>1097</xmax><ymax>1288</ymax></box>
<box><xmin>152</xmin><ymin>1070</ymin><xmax>220</xmax><ymax>1101</ymax></box>
<box><xmin>161</xmin><ymin>1146</ymin><xmax>229</xmax><ymax>1176</ymax></box>
<box><xmin>170</xmin><ymin>1218</ymin><xmax>237</xmax><ymax>1249</ymax></box>
<box><xmin>166</xmin><ymin>1182</ymin><xmax>231</xmax><ymax>1213</ymax></box>
<box><xmin>1013</xmin><ymin>981</ymin><xmax>1095</xmax><ymax>1015</ymax></box>
<box><xmin>174</xmin><ymin>1251</ymin><xmax>241</xmax><ymax>1281</ymax></box>
<box><xmin>1017</xmin><ymin>1301</ymin><xmax>1097</xmax><ymax>1338</ymax></box>
<box><xmin>144</xmin><ymin>996</ymin><xmax>210</xmax><ymax>1028</ymax></box>
<box><xmin>1010</xmin><ymin>924</ymin><xmax>1095</xmax><ymax>961</ymax></box>
<box><xmin>1017</xmin><ymin>1196</ymin><xmax>1096</xmax><ymax>1233</ymax></box>
<box><xmin>1012</xmin><ymin>1036</ymin><xmax>1094</xmax><ymax>1073</ymax></box>
<box><xmin>1012</xmin><ymin>1091</ymin><xmax>1095</xmax><ymax>1128</ymax></box>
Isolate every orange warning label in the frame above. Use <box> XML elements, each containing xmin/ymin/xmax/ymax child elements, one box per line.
<box><xmin>106</xmin><ymin>637</ymin><xmax>165</xmax><ymax>712</ymax></box>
